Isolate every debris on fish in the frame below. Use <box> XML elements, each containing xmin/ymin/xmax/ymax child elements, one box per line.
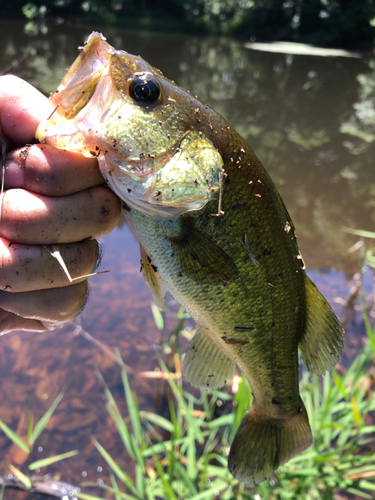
<box><xmin>36</xmin><ymin>32</ymin><xmax>344</xmax><ymax>485</ymax></box>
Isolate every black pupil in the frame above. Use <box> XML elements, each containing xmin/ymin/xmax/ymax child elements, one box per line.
<box><xmin>129</xmin><ymin>76</ymin><xmax>160</xmax><ymax>104</ymax></box>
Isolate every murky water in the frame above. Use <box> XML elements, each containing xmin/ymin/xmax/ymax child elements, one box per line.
<box><xmin>0</xmin><ymin>19</ymin><xmax>374</xmax><ymax>497</ymax></box>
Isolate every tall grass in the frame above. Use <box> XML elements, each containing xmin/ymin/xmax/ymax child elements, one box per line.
<box><xmin>80</xmin><ymin>305</ymin><xmax>375</xmax><ymax>500</ymax></box>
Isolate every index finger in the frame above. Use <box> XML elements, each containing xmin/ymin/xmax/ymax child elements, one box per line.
<box><xmin>5</xmin><ymin>144</ymin><xmax>104</xmax><ymax>196</ymax></box>
<box><xmin>0</xmin><ymin>75</ymin><xmax>106</xmax><ymax>195</ymax></box>
<box><xmin>0</xmin><ymin>75</ymin><xmax>53</xmax><ymax>144</ymax></box>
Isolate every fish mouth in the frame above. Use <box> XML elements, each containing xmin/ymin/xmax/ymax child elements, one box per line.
<box><xmin>37</xmin><ymin>31</ymin><xmax>225</xmax><ymax>219</ymax></box>
<box><xmin>98</xmin><ymin>129</ymin><xmax>224</xmax><ymax>219</ymax></box>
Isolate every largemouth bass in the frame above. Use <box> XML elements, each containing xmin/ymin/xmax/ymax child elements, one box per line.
<box><xmin>36</xmin><ymin>33</ymin><xmax>344</xmax><ymax>484</ymax></box>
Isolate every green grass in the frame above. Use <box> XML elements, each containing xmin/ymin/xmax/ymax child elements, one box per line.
<box><xmin>1</xmin><ymin>267</ymin><xmax>375</xmax><ymax>499</ymax></box>
<box><xmin>0</xmin><ymin>386</ymin><xmax>79</xmax><ymax>479</ymax></box>
<box><xmin>77</xmin><ymin>340</ymin><xmax>375</xmax><ymax>500</ymax></box>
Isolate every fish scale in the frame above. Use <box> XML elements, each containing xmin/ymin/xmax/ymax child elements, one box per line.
<box><xmin>125</xmin><ymin>161</ymin><xmax>305</xmax><ymax>418</ymax></box>
<box><xmin>36</xmin><ymin>32</ymin><xmax>344</xmax><ymax>485</ymax></box>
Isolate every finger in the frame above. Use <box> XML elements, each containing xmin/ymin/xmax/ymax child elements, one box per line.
<box><xmin>0</xmin><ymin>186</ymin><xmax>121</xmax><ymax>244</ymax></box>
<box><xmin>0</xmin><ymin>237</ymin><xmax>99</xmax><ymax>292</ymax></box>
<box><xmin>0</xmin><ymin>309</ymin><xmax>49</xmax><ymax>334</ymax></box>
<box><xmin>0</xmin><ymin>75</ymin><xmax>53</xmax><ymax>145</ymax></box>
<box><xmin>0</xmin><ymin>281</ymin><xmax>89</xmax><ymax>331</ymax></box>
<box><xmin>5</xmin><ymin>144</ymin><xmax>104</xmax><ymax>196</ymax></box>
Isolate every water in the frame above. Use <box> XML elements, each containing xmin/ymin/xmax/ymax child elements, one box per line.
<box><xmin>0</xmin><ymin>19</ymin><xmax>374</xmax><ymax>496</ymax></box>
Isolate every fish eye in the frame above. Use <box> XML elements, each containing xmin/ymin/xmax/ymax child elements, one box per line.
<box><xmin>129</xmin><ymin>75</ymin><xmax>160</xmax><ymax>104</ymax></box>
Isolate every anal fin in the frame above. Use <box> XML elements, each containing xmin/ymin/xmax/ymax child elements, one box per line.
<box><xmin>183</xmin><ymin>327</ymin><xmax>236</xmax><ymax>390</ymax></box>
<box><xmin>299</xmin><ymin>275</ymin><xmax>344</xmax><ymax>376</ymax></box>
<box><xmin>140</xmin><ymin>245</ymin><xmax>165</xmax><ymax>308</ymax></box>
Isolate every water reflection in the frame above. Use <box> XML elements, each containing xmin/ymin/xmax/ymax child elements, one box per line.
<box><xmin>2</xmin><ymin>21</ymin><xmax>374</xmax><ymax>274</ymax></box>
<box><xmin>0</xmin><ymin>19</ymin><xmax>374</xmax><ymax>495</ymax></box>
<box><xmin>175</xmin><ymin>39</ymin><xmax>375</xmax><ymax>274</ymax></box>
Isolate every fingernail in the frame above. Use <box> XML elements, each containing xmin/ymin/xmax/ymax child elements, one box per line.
<box><xmin>4</xmin><ymin>157</ymin><xmax>24</xmax><ymax>188</ymax></box>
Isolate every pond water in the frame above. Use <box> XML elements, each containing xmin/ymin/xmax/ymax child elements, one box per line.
<box><xmin>0</xmin><ymin>18</ymin><xmax>374</xmax><ymax>498</ymax></box>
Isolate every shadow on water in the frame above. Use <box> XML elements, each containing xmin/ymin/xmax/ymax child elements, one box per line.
<box><xmin>0</xmin><ymin>18</ymin><xmax>375</xmax><ymax>498</ymax></box>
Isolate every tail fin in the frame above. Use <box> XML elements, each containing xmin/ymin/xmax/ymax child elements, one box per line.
<box><xmin>228</xmin><ymin>401</ymin><xmax>312</xmax><ymax>484</ymax></box>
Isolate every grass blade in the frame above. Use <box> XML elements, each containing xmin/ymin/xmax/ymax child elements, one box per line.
<box><xmin>151</xmin><ymin>304</ymin><xmax>164</xmax><ymax>331</ymax></box>
<box><xmin>77</xmin><ymin>494</ymin><xmax>120</xmax><ymax>500</ymax></box>
<box><xmin>121</xmin><ymin>368</ymin><xmax>142</xmax><ymax>441</ymax></box>
<box><xmin>29</xmin><ymin>450</ymin><xmax>79</xmax><ymax>470</ymax></box>
<box><xmin>359</xmin><ymin>480</ymin><xmax>375</xmax><ymax>491</ymax></box>
<box><xmin>351</xmin><ymin>397</ymin><xmax>364</xmax><ymax>426</ymax></box>
<box><xmin>99</xmin><ymin>372</ymin><xmax>137</xmax><ymax>461</ymax></box>
<box><xmin>81</xmin><ymin>482</ymin><xmax>140</xmax><ymax>500</ymax></box>
<box><xmin>0</xmin><ymin>421</ymin><xmax>30</xmax><ymax>454</ymax></box>
<box><xmin>120</xmin><ymin>367</ymin><xmax>145</xmax><ymax>470</ymax></box>
<box><xmin>9</xmin><ymin>464</ymin><xmax>32</xmax><ymax>489</ymax></box>
<box><xmin>30</xmin><ymin>386</ymin><xmax>67</xmax><ymax>445</ymax></box>
<box><xmin>111</xmin><ymin>473</ymin><xmax>122</xmax><ymax>500</ymax></box>
<box><xmin>92</xmin><ymin>438</ymin><xmax>140</xmax><ymax>497</ymax></box>
<box><xmin>343</xmin><ymin>228</ymin><xmax>375</xmax><ymax>238</ymax></box>
<box><xmin>139</xmin><ymin>411</ymin><xmax>174</xmax><ymax>433</ymax></box>
<box><xmin>152</xmin><ymin>451</ymin><xmax>178</xmax><ymax>500</ymax></box>
<box><xmin>27</xmin><ymin>394</ymin><xmax>33</xmax><ymax>445</ymax></box>
<box><xmin>332</xmin><ymin>371</ymin><xmax>349</xmax><ymax>400</ymax></box>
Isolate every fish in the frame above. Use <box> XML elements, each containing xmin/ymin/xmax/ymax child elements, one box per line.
<box><xmin>36</xmin><ymin>32</ymin><xmax>344</xmax><ymax>484</ymax></box>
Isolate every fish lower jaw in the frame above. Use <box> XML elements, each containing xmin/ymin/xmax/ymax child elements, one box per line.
<box><xmin>119</xmin><ymin>187</ymin><xmax>212</xmax><ymax>218</ymax></box>
<box><xmin>98</xmin><ymin>156</ymin><xmax>216</xmax><ymax>218</ymax></box>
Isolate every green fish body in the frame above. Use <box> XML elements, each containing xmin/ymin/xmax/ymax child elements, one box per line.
<box><xmin>37</xmin><ymin>33</ymin><xmax>344</xmax><ymax>484</ymax></box>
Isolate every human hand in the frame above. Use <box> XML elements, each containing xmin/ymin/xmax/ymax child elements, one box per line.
<box><xmin>0</xmin><ymin>75</ymin><xmax>121</xmax><ymax>334</ymax></box>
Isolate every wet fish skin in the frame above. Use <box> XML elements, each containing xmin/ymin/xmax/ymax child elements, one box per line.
<box><xmin>36</xmin><ymin>33</ymin><xmax>344</xmax><ymax>484</ymax></box>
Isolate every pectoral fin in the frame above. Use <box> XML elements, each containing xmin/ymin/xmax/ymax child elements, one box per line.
<box><xmin>140</xmin><ymin>245</ymin><xmax>165</xmax><ymax>308</ymax></box>
<box><xmin>183</xmin><ymin>327</ymin><xmax>236</xmax><ymax>389</ymax></box>
<box><xmin>168</xmin><ymin>219</ymin><xmax>238</xmax><ymax>285</ymax></box>
<box><xmin>299</xmin><ymin>275</ymin><xmax>344</xmax><ymax>376</ymax></box>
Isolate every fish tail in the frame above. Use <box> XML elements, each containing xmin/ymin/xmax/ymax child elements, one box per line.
<box><xmin>228</xmin><ymin>401</ymin><xmax>312</xmax><ymax>484</ymax></box>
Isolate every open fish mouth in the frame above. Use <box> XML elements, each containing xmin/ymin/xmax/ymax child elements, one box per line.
<box><xmin>36</xmin><ymin>32</ymin><xmax>225</xmax><ymax>219</ymax></box>
<box><xmin>100</xmin><ymin>129</ymin><xmax>224</xmax><ymax>218</ymax></box>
